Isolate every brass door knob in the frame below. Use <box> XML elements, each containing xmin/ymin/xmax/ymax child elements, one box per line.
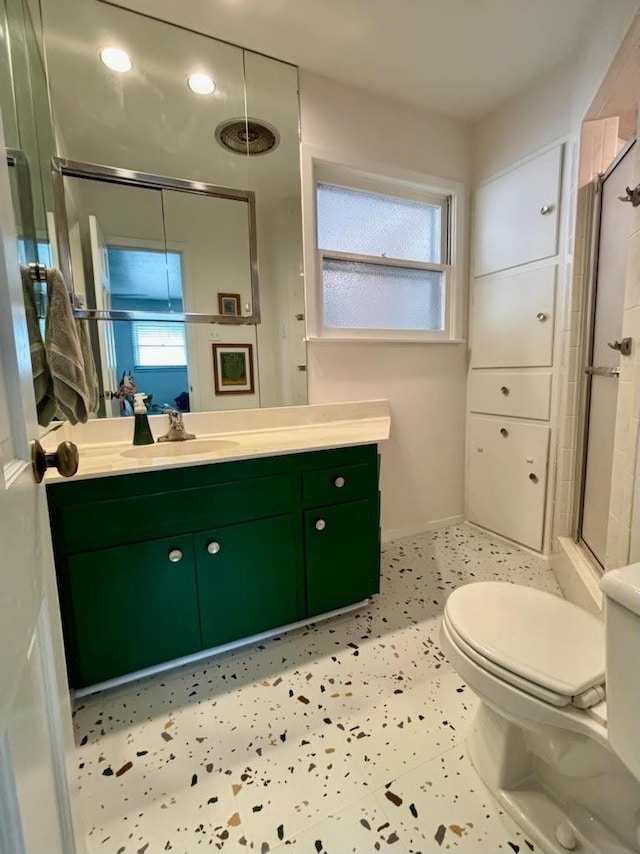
<box><xmin>31</xmin><ymin>439</ymin><xmax>79</xmax><ymax>483</ymax></box>
<box><xmin>315</xmin><ymin>519</ymin><xmax>326</xmax><ymax>531</ymax></box>
<box><xmin>334</xmin><ymin>476</ymin><xmax>346</xmax><ymax>488</ymax></box>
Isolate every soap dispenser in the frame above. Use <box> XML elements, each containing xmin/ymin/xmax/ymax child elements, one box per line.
<box><xmin>133</xmin><ymin>393</ymin><xmax>154</xmax><ymax>445</ymax></box>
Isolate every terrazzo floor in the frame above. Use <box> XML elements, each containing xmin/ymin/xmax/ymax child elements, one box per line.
<box><xmin>73</xmin><ymin>523</ymin><xmax>561</xmax><ymax>854</ymax></box>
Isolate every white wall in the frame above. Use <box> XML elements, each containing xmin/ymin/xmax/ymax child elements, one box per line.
<box><xmin>299</xmin><ymin>71</ymin><xmax>471</xmax><ymax>538</ymax></box>
<box><xmin>473</xmin><ymin>0</ymin><xmax>639</xmax><ymax>181</ymax></box>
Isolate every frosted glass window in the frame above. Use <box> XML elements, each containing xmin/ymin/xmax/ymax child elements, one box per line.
<box><xmin>132</xmin><ymin>322</ymin><xmax>187</xmax><ymax>367</ymax></box>
<box><xmin>317</xmin><ymin>184</ymin><xmax>442</xmax><ymax>263</ymax></box>
<box><xmin>323</xmin><ymin>259</ymin><xmax>444</xmax><ymax>331</ymax></box>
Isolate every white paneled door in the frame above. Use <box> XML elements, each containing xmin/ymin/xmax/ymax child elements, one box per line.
<box><xmin>470</xmin><ymin>265</ymin><xmax>557</xmax><ymax>368</ymax></box>
<box><xmin>0</xmin><ymin>118</ymin><xmax>79</xmax><ymax>850</ymax></box>
<box><xmin>467</xmin><ymin>416</ymin><xmax>550</xmax><ymax>551</ymax></box>
<box><xmin>474</xmin><ymin>145</ymin><xmax>562</xmax><ymax>277</ymax></box>
<box><xmin>580</xmin><ymin>140</ymin><xmax>636</xmax><ymax>568</ymax></box>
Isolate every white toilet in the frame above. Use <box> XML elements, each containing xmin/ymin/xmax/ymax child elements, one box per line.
<box><xmin>440</xmin><ymin>564</ymin><xmax>640</xmax><ymax>854</ymax></box>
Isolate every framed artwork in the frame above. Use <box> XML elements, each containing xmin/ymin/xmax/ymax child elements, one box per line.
<box><xmin>212</xmin><ymin>343</ymin><xmax>255</xmax><ymax>395</ymax></box>
<box><xmin>217</xmin><ymin>292</ymin><xmax>241</xmax><ymax>316</ymax></box>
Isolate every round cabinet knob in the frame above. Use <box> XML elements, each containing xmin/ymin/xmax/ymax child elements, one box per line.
<box><xmin>536</xmin><ymin>312</ymin><xmax>548</xmax><ymax>322</ymax></box>
<box><xmin>500</xmin><ymin>386</ymin><xmax>510</xmax><ymax>396</ymax></box>
<box><xmin>500</xmin><ymin>427</ymin><xmax>509</xmax><ymax>437</ymax></box>
<box><xmin>207</xmin><ymin>541</ymin><xmax>221</xmax><ymax>555</ymax></box>
<box><xmin>529</xmin><ymin>473</ymin><xmax>539</xmax><ymax>484</ymax></box>
<box><xmin>476</xmin><ymin>446</ymin><xmax>484</xmax><ymax>453</ymax></box>
<box><xmin>315</xmin><ymin>519</ymin><xmax>326</xmax><ymax>531</ymax></box>
<box><xmin>334</xmin><ymin>476</ymin><xmax>346</xmax><ymax>488</ymax></box>
<box><xmin>168</xmin><ymin>548</ymin><xmax>183</xmax><ymax>563</ymax></box>
<box><xmin>540</xmin><ymin>204</ymin><xmax>553</xmax><ymax>215</ymax></box>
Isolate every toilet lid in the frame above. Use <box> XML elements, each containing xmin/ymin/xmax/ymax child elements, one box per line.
<box><xmin>444</xmin><ymin>582</ymin><xmax>605</xmax><ymax>698</ymax></box>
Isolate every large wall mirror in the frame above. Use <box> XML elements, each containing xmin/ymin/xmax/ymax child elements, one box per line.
<box><xmin>1</xmin><ymin>0</ymin><xmax>306</xmax><ymax>419</ymax></box>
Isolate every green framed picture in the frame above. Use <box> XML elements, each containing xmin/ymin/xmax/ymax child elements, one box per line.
<box><xmin>212</xmin><ymin>343</ymin><xmax>255</xmax><ymax>395</ymax></box>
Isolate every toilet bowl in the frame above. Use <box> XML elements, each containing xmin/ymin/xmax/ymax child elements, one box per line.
<box><xmin>440</xmin><ymin>567</ymin><xmax>640</xmax><ymax>854</ymax></box>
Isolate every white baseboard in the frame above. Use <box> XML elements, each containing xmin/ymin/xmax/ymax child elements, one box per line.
<box><xmin>382</xmin><ymin>515</ymin><xmax>464</xmax><ymax>543</ymax></box>
<box><xmin>552</xmin><ymin>537</ymin><xmax>603</xmax><ymax>618</ymax></box>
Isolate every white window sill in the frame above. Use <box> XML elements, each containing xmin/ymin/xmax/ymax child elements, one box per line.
<box><xmin>305</xmin><ymin>336</ymin><xmax>466</xmax><ymax>345</ymax></box>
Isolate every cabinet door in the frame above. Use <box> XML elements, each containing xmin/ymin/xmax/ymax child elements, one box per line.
<box><xmin>474</xmin><ymin>145</ymin><xmax>562</xmax><ymax>277</ymax></box>
<box><xmin>195</xmin><ymin>515</ymin><xmax>303</xmax><ymax>650</ymax></box>
<box><xmin>305</xmin><ymin>498</ymin><xmax>380</xmax><ymax>617</ymax></box>
<box><xmin>467</xmin><ymin>416</ymin><xmax>550</xmax><ymax>550</ymax></box>
<box><xmin>471</xmin><ymin>265</ymin><xmax>556</xmax><ymax>368</ymax></box>
<box><xmin>67</xmin><ymin>534</ymin><xmax>200</xmax><ymax>686</ymax></box>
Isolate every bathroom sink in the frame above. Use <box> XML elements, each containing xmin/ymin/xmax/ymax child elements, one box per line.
<box><xmin>121</xmin><ymin>438</ymin><xmax>240</xmax><ymax>459</ymax></box>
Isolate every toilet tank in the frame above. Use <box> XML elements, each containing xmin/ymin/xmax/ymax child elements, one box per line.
<box><xmin>601</xmin><ymin>563</ymin><xmax>640</xmax><ymax>782</ymax></box>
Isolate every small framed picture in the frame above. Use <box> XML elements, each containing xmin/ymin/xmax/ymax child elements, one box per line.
<box><xmin>217</xmin><ymin>292</ymin><xmax>241</xmax><ymax>316</ymax></box>
<box><xmin>212</xmin><ymin>343</ymin><xmax>255</xmax><ymax>395</ymax></box>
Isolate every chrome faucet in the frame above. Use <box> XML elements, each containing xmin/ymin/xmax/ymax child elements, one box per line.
<box><xmin>157</xmin><ymin>409</ymin><xmax>196</xmax><ymax>442</ymax></box>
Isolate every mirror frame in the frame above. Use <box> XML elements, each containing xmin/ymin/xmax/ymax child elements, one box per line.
<box><xmin>51</xmin><ymin>156</ymin><xmax>261</xmax><ymax>324</ymax></box>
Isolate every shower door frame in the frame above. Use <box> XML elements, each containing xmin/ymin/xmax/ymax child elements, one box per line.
<box><xmin>573</xmin><ymin>136</ymin><xmax>636</xmax><ymax>568</ymax></box>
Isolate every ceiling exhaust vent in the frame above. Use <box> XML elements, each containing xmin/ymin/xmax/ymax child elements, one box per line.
<box><xmin>215</xmin><ymin>118</ymin><xmax>280</xmax><ymax>156</ymax></box>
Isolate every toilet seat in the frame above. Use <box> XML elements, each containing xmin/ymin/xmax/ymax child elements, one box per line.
<box><xmin>444</xmin><ymin>582</ymin><xmax>606</xmax><ymax>708</ymax></box>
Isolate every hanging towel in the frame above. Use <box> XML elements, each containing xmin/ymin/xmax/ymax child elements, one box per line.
<box><xmin>44</xmin><ymin>267</ymin><xmax>90</xmax><ymax>424</ymax></box>
<box><xmin>77</xmin><ymin>319</ymin><xmax>99</xmax><ymax>414</ymax></box>
<box><xmin>20</xmin><ymin>265</ymin><xmax>57</xmax><ymax>427</ymax></box>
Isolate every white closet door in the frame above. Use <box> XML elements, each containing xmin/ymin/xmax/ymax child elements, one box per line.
<box><xmin>470</xmin><ymin>265</ymin><xmax>556</xmax><ymax>368</ymax></box>
<box><xmin>467</xmin><ymin>416</ymin><xmax>550</xmax><ymax>550</ymax></box>
<box><xmin>474</xmin><ymin>145</ymin><xmax>562</xmax><ymax>277</ymax></box>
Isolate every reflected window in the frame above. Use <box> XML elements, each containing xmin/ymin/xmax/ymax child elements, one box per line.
<box><xmin>132</xmin><ymin>322</ymin><xmax>187</xmax><ymax>368</ymax></box>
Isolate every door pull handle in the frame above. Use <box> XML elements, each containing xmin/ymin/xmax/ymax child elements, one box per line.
<box><xmin>607</xmin><ymin>337</ymin><xmax>632</xmax><ymax>356</ymax></box>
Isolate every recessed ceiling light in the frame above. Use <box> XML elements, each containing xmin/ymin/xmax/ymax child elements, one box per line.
<box><xmin>100</xmin><ymin>46</ymin><xmax>133</xmax><ymax>73</ymax></box>
<box><xmin>187</xmin><ymin>73</ymin><xmax>216</xmax><ymax>95</ymax></box>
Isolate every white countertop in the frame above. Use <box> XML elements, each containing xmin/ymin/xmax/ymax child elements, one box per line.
<box><xmin>43</xmin><ymin>400</ymin><xmax>390</xmax><ymax>483</ymax></box>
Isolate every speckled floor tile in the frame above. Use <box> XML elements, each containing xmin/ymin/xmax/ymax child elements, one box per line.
<box><xmin>278</xmin><ymin>792</ymin><xmax>406</xmax><ymax>852</ymax></box>
<box><xmin>371</xmin><ymin>747</ymin><xmax>539</xmax><ymax>853</ymax></box>
<box><xmin>73</xmin><ymin>523</ymin><xmax>558</xmax><ymax>853</ymax></box>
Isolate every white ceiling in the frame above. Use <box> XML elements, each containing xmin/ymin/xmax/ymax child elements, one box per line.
<box><xmin>109</xmin><ymin>0</ymin><xmax>597</xmax><ymax>120</ymax></box>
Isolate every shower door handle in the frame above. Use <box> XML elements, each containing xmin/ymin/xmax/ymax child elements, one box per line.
<box><xmin>607</xmin><ymin>337</ymin><xmax>632</xmax><ymax>356</ymax></box>
<box><xmin>585</xmin><ymin>366</ymin><xmax>620</xmax><ymax>378</ymax></box>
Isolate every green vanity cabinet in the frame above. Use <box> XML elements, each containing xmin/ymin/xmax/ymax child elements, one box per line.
<box><xmin>194</xmin><ymin>514</ymin><xmax>303</xmax><ymax>650</ymax></box>
<box><xmin>67</xmin><ymin>534</ymin><xmax>201</xmax><ymax>686</ymax></box>
<box><xmin>47</xmin><ymin>443</ymin><xmax>381</xmax><ymax>689</ymax></box>
<box><xmin>304</xmin><ymin>498</ymin><xmax>380</xmax><ymax>617</ymax></box>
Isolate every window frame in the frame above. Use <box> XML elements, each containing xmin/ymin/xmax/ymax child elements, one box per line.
<box><xmin>131</xmin><ymin>321</ymin><xmax>188</xmax><ymax>370</ymax></box>
<box><xmin>302</xmin><ymin>148</ymin><xmax>466</xmax><ymax>343</ymax></box>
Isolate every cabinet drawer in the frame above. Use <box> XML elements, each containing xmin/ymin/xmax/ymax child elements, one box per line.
<box><xmin>56</xmin><ymin>472</ymin><xmax>297</xmax><ymax>552</ymax></box>
<box><xmin>467</xmin><ymin>416</ymin><xmax>550</xmax><ymax>550</ymax></box>
<box><xmin>67</xmin><ymin>534</ymin><xmax>201</xmax><ymax>687</ymax></box>
<box><xmin>468</xmin><ymin>371</ymin><xmax>552</xmax><ymax>420</ymax></box>
<box><xmin>471</xmin><ymin>265</ymin><xmax>556</xmax><ymax>368</ymax></box>
<box><xmin>303</xmin><ymin>461</ymin><xmax>377</xmax><ymax>506</ymax></box>
<box><xmin>474</xmin><ymin>144</ymin><xmax>562</xmax><ymax>277</ymax></box>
